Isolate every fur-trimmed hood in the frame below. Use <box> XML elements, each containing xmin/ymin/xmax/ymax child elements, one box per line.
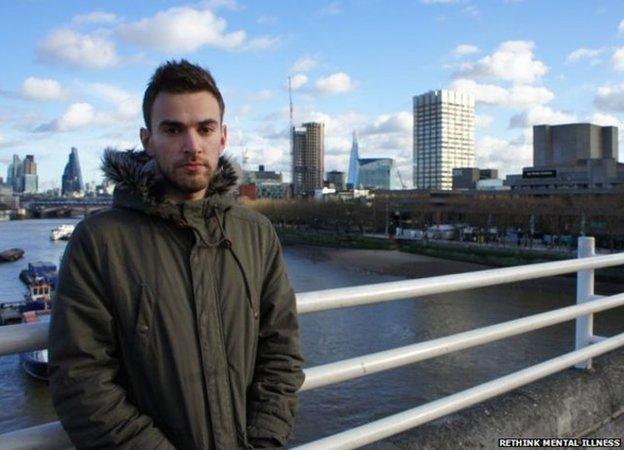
<box><xmin>101</xmin><ymin>148</ymin><xmax>238</xmax><ymax>214</ymax></box>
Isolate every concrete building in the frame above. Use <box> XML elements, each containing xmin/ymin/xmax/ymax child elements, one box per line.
<box><xmin>358</xmin><ymin>158</ymin><xmax>400</xmax><ymax>190</ymax></box>
<box><xmin>452</xmin><ymin>167</ymin><xmax>499</xmax><ymax>190</ymax></box>
<box><xmin>292</xmin><ymin>122</ymin><xmax>324</xmax><ymax>197</ymax></box>
<box><xmin>62</xmin><ymin>147</ymin><xmax>84</xmax><ymax>196</ymax></box>
<box><xmin>241</xmin><ymin>165</ymin><xmax>287</xmax><ymax>199</ymax></box>
<box><xmin>413</xmin><ymin>90</ymin><xmax>475</xmax><ymax>190</ymax></box>
<box><xmin>243</xmin><ymin>165</ymin><xmax>283</xmax><ymax>184</ymax></box>
<box><xmin>505</xmin><ymin>123</ymin><xmax>623</xmax><ymax>191</ymax></box>
<box><xmin>326</xmin><ymin>170</ymin><xmax>345</xmax><ymax>191</ymax></box>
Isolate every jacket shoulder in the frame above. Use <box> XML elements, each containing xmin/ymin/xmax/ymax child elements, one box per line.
<box><xmin>76</xmin><ymin>207</ymin><xmax>151</xmax><ymax>235</ymax></box>
<box><xmin>226</xmin><ymin>204</ymin><xmax>273</xmax><ymax>229</ymax></box>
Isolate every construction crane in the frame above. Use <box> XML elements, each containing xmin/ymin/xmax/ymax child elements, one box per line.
<box><xmin>395</xmin><ymin>166</ymin><xmax>407</xmax><ymax>189</ymax></box>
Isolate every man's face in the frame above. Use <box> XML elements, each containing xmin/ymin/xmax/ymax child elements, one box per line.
<box><xmin>140</xmin><ymin>91</ymin><xmax>227</xmax><ymax>203</ymax></box>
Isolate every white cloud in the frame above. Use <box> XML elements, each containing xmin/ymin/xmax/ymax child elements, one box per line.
<box><xmin>361</xmin><ymin>112</ymin><xmax>411</xmax><ymax>135</ymax></box>
<box><xmin>38</xmin><ymin>28</ymin><xmax>119</xmax><ymax>69</ymax></box>
<box><xmin>586</xmin><ymin>113</ymin><xmax>621</xmax><ymax>127</ymax></box>
<box><xmin>290</xmin><ymin>56</ymin><xmax>318</xmax><ymax>73</ymax></box>
<box><xmin>289</xmin><ymin>74</ymin><xmax>309</xmax><ymax>90</ymax></box>
<box><xmin>72</xmin><ymin>11</ymin><xmax>118</xmax><ymax>26</ymax></box>
<box><xmin>449</xmin><ymin>79</ymin><xmax>554</xmax><ymax>108</ymax></box>
<box><xmin>36</xmin><ymin>103</ymin><xmax>97</xmax><ymax>132</ymax></box>
<box><xmin>91</xmin><ymin>83</ymin><xmax>130</xmax><ymax>104</ymax></box>
<box><xmin>453</xmin><ymin>44</ymin><xmax>479</xmax><ymax>57</ymax></box>
<box><xmin>245</xmin><ymin>36</ymin><xmax>281</xmax><ymax>51</ymax></box>
<box><xmin>566</xmin><ymin>47</ymin><xmax>605</xmax><ymax>65</ymax></box>
<box><xmin>314</xmin><ymin>72</ymin><xmax>357</xmax><ymax>95</ymax></box>
<box><xmin>0</xmin><ymin>134</ymin><xmax>23</xmax><ymax>149</ymax></box>
<box><xmin>20</xmin><ymin>77</ymin><xmax>68</xmax><ymax>101</ymax></box>
<box><xmin>117</xmin><ymin>6</ymin><xmax>247</xmax><ymax>52</ymax></box>
<box><xmin>450</xmin><ymin>78</ymin><xmax>508</xmax><ymax>104</ymax></box>
<box><xmin>508</xmin><ymin>105</ymin><xmax>576</xmax><ymax>128</ymax></box>
<box><xmin>455</xmin><ymin>40</ymin><xmax>548</xmax><ymax>84</ymax></box>
<box><xmin>475</xmin><ymin>114</ymin><xmax>494</xmax><ymax>128</ymax></box>
<box><xmin>595</xmin><ymin>83</ymin><xmax>624</xmax><ymax>111</ymax></box>
<box><xmin>612</xmin><ymin>47</ymin><xmax>624</xmax><ymax>71</ymax></box>
<box><xmin>34</xmin><ymin>83</ymin><xmax>142</xmax><ymax>133</ymax></box>
<box><xmin>476</xmin><ymin>134</ymin><xmax>532</xmax><ymax>177</ymax></box>
<box><xmin>91</xmin><ymin>83</ymin><xmax>141</xmax><ymax>120</ymax></box>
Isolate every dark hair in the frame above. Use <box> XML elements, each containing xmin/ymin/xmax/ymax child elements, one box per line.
<box><xmin>142</xmin><ymin>59</ymin><xmax>225</xmax><ymax>130</ymax></box>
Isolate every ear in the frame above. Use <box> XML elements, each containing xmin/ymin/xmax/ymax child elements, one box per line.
<box><xmin>220</xmin><ymin>124</ymin><xmax>228</xmax><ymax>155</ymax></box>
<box><xmin>140</xmin><ymin>127</ymin><xmax>153</xmax><ymax>156</ymax></box>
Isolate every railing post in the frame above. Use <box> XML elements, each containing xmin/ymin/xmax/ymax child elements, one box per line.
<box><xmin>575</xmin><ymin>236</ymin><xmax>595</xmax><ymax>369</ymax></box>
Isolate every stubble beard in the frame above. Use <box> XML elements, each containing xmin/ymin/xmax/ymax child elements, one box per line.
<box><xmin>157</xmin><ymin>159</ymin><xmax>215</xmax><ymax>199</ymax></box>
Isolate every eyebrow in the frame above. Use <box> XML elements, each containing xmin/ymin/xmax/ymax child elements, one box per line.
<box><xmin>157</xmin><ymin>119</ymin><xmax>220</xmax><ymax>129</ymax></box>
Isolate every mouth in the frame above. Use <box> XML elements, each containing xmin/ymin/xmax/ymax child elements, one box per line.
<box><xmin>179</xmin><ymin>162</ymin><xmax>208</xmax><ymax>173</ymax></box>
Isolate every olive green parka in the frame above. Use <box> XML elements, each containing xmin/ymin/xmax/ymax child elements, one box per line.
<box><xmin>49</xmin><ymin>150</ymin><xmax>305</xmax><ymax>449</ymax></box>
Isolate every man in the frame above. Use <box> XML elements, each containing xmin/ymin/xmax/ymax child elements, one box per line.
<box><xmin>49</xmin><ymin>60</ymin><xmax>305</xmax><ymax>449</ymax></box>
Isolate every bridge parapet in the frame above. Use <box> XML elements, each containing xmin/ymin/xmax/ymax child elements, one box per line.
<box><xmin>0</xmin><ymin>237</ymin><xmax>623</xmax><ymax>449</ymax></box>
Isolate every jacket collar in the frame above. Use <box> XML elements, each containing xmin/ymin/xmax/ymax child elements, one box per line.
<box><xmin>101</xmin><ymin>148</ymin><xmax>239</xmax><ymax>219</ymax></box>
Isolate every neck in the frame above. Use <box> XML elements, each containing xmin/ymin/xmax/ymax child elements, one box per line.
<box><xmin>164</xmin><ymin>186</ymin><xmax>207</xmax><ymax>204</ymax></box>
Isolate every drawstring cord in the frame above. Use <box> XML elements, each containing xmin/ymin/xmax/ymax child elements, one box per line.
<box><xmin>195</xmin><ymin>206</ymin><xmax>258</xmax><ymax>319</ymax></box>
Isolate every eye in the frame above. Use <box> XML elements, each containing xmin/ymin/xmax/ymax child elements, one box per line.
<box><xmin>161</xmin><ymin>124</ymin><xmax>181</xmax><ymax>135</ymax></box>
<box><xmin>199</xmin><ymin>125</ymin><xmax>215</xmax><ymax>135</ymax></box>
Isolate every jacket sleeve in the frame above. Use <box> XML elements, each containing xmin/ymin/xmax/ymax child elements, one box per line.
<box><xmin>246</xmin><ymin>226</ymin><xmax>305</xmax><ymax>448</ymax></box>
<box><xmin>49</xmin><ymin>222</ymin><xmax>175</xmax><ymax>450</ymax></box>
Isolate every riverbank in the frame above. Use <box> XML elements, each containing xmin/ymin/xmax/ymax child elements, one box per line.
<box><xmin>277</xmin><ymin>228</ymin><xmax>624</xmax><ymax>283</ymax></box>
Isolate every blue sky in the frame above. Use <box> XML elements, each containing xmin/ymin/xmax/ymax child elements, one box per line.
<box><xmin>1</xmin><ymin>0</ymin><xmax>624</xmax><ymax>190</ymax></box>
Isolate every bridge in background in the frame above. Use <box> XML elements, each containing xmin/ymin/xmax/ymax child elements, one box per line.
<box><xmin>26</xmin><ymin>198</ymin><xmax>112</xmax><ymax>218</ymax></box>
<box><xmin>1</xmin><ymin>237</ymin><xmax>623</xmax><ymax>449</ymax></box>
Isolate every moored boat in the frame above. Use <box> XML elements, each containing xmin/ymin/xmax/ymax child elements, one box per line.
<box><xmin>0</xmin><ymin>248</ymin><xmax>24</xmax><ymax>262</ymax></box>
<box><xmin>19</xmin><ymin>261</ymin><xmax>58</xmax><ymax>289</ymax></box>
<box><xmin>0</xmin><ymin>304</ymin><xmax>22</xmax><ymax>325</ymax></box>
<box><xmin>50</xmin><ymin>224</ymin><xmax>75</xmax><ymax>241</ymax></box>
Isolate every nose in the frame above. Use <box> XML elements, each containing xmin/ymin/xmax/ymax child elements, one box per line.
<box><xmin>183</xmin><ymin>129</ymin><xmax>202</xmax><ymax>156</ymax></box>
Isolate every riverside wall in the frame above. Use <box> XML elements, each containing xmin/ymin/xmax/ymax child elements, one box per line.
<box><xmin>276</xmin><ymin>229</ymin><xmax>624</xmax><ymax>283</ymax></box>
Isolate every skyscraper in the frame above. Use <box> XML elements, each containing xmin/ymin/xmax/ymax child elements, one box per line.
<box><xmin>22</xmin><ymin>155</ymin><xmax>38</xmax><ymax>194</ymax></box>
<box><xmin>292</xmin><ymin>122</ymin><xmax>324</xmax><ymax>197</ymax></box>
<box><xmin>347</xmin><ymin>131</ymin><xmax>359</xmax><ymax>189</ymax></box>
<box><xmin>7</xmin><ymin>154</ymin><xmax>22</xmax><ymax>193</ymax></box>
<box><xmin>413</xmin><ymin>90</ymin><xmax>475</xmax><ymax>190</ymax></box>
<box><xmin>62</xmin><ymin>147</ymin><xmax>84</xmax><ymax>196</ymax></box>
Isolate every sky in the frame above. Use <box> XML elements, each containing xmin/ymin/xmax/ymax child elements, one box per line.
<box><xmin>1</xmin><ymin>0</ymin><xmax>624</xmax><ymax>190</ymax></box>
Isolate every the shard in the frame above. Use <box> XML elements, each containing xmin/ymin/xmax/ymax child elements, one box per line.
<box><xmin>347</xmin><ymin>131</ymin><xmax>359</xmax><ymax>189</ymax></box>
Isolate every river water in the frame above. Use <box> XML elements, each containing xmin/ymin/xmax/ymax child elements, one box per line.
<box><xmin>1</xmin><ymin>218</ymin><xmax>623</xmax><ymax>447</ymax></box>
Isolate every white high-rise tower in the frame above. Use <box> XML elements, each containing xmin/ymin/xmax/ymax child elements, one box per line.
<box><xmin>413</xmin><ymin>90</ymin><xmax>475</xmax><ymax>190</ymax></box>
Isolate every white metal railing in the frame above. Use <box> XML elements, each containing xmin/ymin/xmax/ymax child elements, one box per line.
<box><xmin>0</xmin><ymin>237</ymin><xmax>623</xmax><ymax>450</ymax></box>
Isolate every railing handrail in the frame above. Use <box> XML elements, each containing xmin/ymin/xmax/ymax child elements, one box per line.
<box><xmin>1</xmin><ymin>237</ymin><xmax>622</xmax><ymax>449</ymax></box>
<box><xmin>301</xmin><ymin>292</ymin><xmax>622</xmax><ymax>390</ymax></box>
<box><xmin>3</xmin><ymin>251</ymin><xmax>624</xmax><ymax>356</ymax></box>
<box><xmin>297</xmin><ymin>251</ymin><xmax>624</xmax><ymax>313</ymax></box>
